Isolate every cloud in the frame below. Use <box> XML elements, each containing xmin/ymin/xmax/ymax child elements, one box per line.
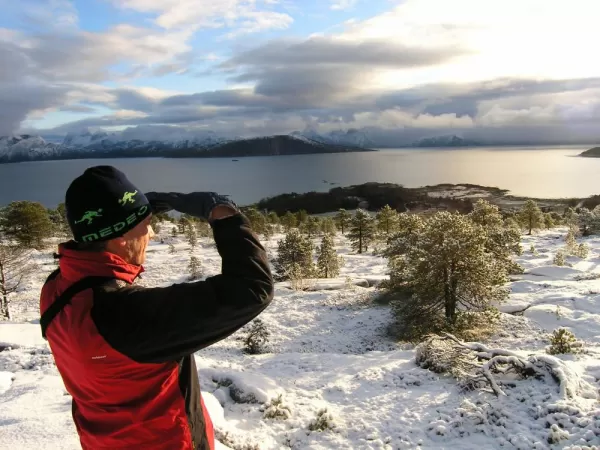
<box><xmin>110</xmin><ymin>0</ymin><xmax>293</xmax><ymax>34</ymax></box>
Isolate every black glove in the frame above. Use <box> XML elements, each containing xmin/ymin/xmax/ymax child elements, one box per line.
<box><xmin>145</xmin><ymin>192</ymin><xmax>237</xmax><ymax>221</ymax></box>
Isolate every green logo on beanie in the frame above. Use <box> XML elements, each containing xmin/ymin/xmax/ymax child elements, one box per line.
<box><xmin>118</xmin><ymin>190</ymin><xmax>138</xmax><ymax>206</ymax></box>
<box><xmin>74</xmin><ymin>209</ymin><xmax>103</xmax><ymax>225</ymax></box>
<box><xmin>81</xmin><ymin>205</ymin><xmax>149</xmax><ymax>242</ymax></box>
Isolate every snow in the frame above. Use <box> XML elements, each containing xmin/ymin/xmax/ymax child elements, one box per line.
<box><xmin>2</xmin><ymin>226</ymin><xmax>600</xmax><ymax>449</ymax></box>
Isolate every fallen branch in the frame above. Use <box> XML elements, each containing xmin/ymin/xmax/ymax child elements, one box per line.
<box><xmin>417</xmin><ymin>333</ymin><xmax>592</xmax><ymax>399</ymax></box>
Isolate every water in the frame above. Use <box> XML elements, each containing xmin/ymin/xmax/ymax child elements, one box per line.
<box><xmin>0</xmin><ymin>145</ymin><xmax>596</xmax><ymax>207</ymax></box>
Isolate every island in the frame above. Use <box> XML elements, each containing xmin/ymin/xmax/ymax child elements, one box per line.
<box><xmin>580</xmin><ymin>147</ymin><xmax>600</xmax><ymax>157</ymax></box>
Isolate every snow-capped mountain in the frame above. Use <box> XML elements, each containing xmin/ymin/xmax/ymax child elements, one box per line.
<box><xmin>0</xmin><ymin>135</ymin><xmax>60</xmax><ymax>161</ymax></box>
<box><xmin>0</xmin><ymin>130</ymin><xmax>372</xmax><ymax>163</ymax></box>
<box><xmin>0</xmin><ymin>129</ymin><xmax>235</xmax><ymax>163</ymax></box>
<box><xmin>412</xmin><ymin>134</ymin><xmax>481</xmax><ymax>148</ymax></box>
<box><xmin>291</xmin><ymin>127</ymin><xmax>374</xmax><ymax>148</ymax></box>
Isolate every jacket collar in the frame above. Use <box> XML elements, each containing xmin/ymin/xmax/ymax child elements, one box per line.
<box><xmin>58</xmin><ymin>241</ymin><xmax>144</xmax><ymax>285</ymax></box>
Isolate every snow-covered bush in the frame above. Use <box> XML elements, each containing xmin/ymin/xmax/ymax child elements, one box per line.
<box><xmin>308</xmin><ymin>408</ymin><xmax>335</xmax><ymax>432</ymax></box>
<box><xmin>261</xmin><ymin>394</ymin><xmax>291</xmax><ymax>420</ymax></box>
<box><xmin>242</xmin><ymin>319</ymin><xmax>270</xmax><ymax>355</ymax></box>
<box><xmin>530</xmin><ymin>244</ymin><xmax>538</xmax><ymax>255</ymax></box>
<box><xmin>215</xmin><ymin>430</ymin><xmax>260</xmax><ymax>450</ymax></box>
<box><xmin>553</xmin><ymin>251</ymin><xmax>567</xmax><ymax>266</ymax></box>
<box><xmin>168</xmin><ymin>242</ymin><xmax>176</xmax><ymax>254</ymax></box>
<box><xmin>575</xmin><ymin>243</ymin><xmax>590</xmax><ymax>259</ymax></box>
<box><xmin>547</xmin><ymin>328</ymin><xmax>582</xmax><ymax>355</ymax></box>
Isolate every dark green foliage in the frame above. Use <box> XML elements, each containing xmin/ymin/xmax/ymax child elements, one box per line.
<box><xmin>348</xmin><ymin>209</ymin><xmax>376</xmax><ymax>254</ymax></box>
<box><xmin>0</xmin><ymin>201</ymin><xmax>53</xmax><ymax>249</ymax></box>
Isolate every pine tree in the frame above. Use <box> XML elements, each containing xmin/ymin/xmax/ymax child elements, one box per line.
<box><xmin>273</xmin><ymin>230</ymin><xmax>315</xmax><ymax>281</ymax></box>
<box><xmin>243</xmin><ymin>319</ymin><xmax>270</xmax><ymax>354</ymax></box>
<box><xmin>553</xmin><ymin>251</ymin><xmax>566</xmax><ymax>266</ymax></box>
<box><xmin>382</xmin><ymin>213</ymin><xmax>425</xmax><ymax>258</ymax></box>
<box><xmin>469</xmin><ymin>199</ymin><xmax>522</xmax><ymax>264</ymax></box>
<box><xmin>384</xmin><ymin>212</ymin><xmax>509</xmax><ymax>340</ymax></box>
<box><xmin>267</xmin><ymin>212</ymin><xmax>280</xmax><ymax>226</ymax></box>
<box><xmin>518</xmin><ymin>200</ymin><xmax>544</xmax><ymax>235</ymax></box>
<box><xmin>565</xmin><ymin>227</ymin><xmax>578</xmax><ymax>254</ymax></box>
<box><xmin>376</xmin><ymin>205</ymin><xmax>399</xmax><ymax>236</ymax></box>
<box><xmin>544</xmin><ymin>213</ymin><xmax>555</xmax><ymax>229</ymax></box>
<box><xmin>577</xmin><ymin>208</ymin><xmax>600</xmax><ymax>236</ymax></box>
<box><xmin>348</xmin><ymin>209</ymin><xmax>375</xmax><ymax>254</ymax></box>
<box><xmin>48</xmin><ymin>203</ymin><xmax>69</xmax><ymax>237</ymax></box>
<box><xmin>317</xmin><ymin>234</ymin><xmax>342</xmax><ymax>278</ymax></box>
<box><xmin>171</xmin><ymin>226</ymin><xmax>178</xmax><ymax>237</ymax></box>
<box><xmin>0</xmin><ymin>201</ymin><xmax>53</xmax><ymax>249</ymax></box>
<box><xmin>320</xmin><ymin>217</ymin><xmax>337</xmax><ymax>235</ymax></box>
<box><xmin>564</xmin><ymin>207</ymin><xmax>578</xmax><ymax>228</ymax></box>
<box><xmin>301</xmin><ymin>216</ymin><xmax>320</xmax><ymax>239</ymax></box>
<box><xmin>281</xmin><ymin>211</ymin><xmax>298</xmax><ymax>232</ymax></box>
<box><xmin>185</xmin><ymin>219</ymin><xmax>197</xmax><ymax>251</ymax></box>
<box><xmin>335</xmin><ymin>209</ymin><xmax>350</xmax><ymax>235</ymax></box>
<box><xmin>0</xmin><ymin>244</ymin><xmax>36</xmax><ymax>320</ymax></box>
<box><xmin>295</xmin><ymin>210</ymin><xmax>308</xmax><ymax>225</ymax></box>
<box><xmin>195</xmin><ymin>220</ymin><xmax>211</xmax><ymax>238</ymax></box>
<box><xmin>245</xmin><ymin>208</ymin><xmax>267</xmax><ymax>235</ymax></box>
<box><xmin>187</xmin><ymin>255</ymin><xmax>203</xmax><ymax>280</ymax></box>
<box><xmin>150</xmin><ymin>214</ymin><xmax>162</xmax><ymax>235</ymax></box>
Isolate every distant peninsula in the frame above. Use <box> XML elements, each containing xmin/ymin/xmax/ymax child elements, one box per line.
<box><xmin>168</xmin><ymin>135</ymin><xmax>376</xmax><ymax>158</ymax></box>
<box><xmin>580</xmin><ymin>147</ymin><xmax>600</xmax><ymax>157</ymax></box>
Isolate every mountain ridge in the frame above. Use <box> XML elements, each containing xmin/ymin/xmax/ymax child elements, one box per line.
<box><xmin>0</xmin><ymin>133</ymin><xmax>374</xmax><ymax>163</ymax></box>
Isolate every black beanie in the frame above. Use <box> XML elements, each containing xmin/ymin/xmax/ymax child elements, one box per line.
<box><xmin>65</xmin><ymin>166</ymin><xmax>151</xmax><ymax>243</ymax></box>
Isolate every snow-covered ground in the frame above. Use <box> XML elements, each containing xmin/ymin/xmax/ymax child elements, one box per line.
<box><xmin>2</xmin><ymin>226</ymin><xmax>600</xmax><ymax>449</ymax></box>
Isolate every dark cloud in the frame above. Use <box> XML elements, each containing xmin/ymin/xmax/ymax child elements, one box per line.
<box><xmin>375</xmin><ymin>78</ymin><xmax>600</xmax><ymax>117</ymax></box>
<box><xmin>0</xmin><ymin>83</ymin><xmax>69</xmax><ymax>135</ymax></box>
<box><xmin>222</xmin><ymin>37</ymin><xmax>465</xmax><ymax>69</ymax></box>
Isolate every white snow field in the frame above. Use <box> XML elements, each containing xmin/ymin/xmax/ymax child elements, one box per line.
<box><xmin>2</xmin><ymin>226</ymin><xmax>600</xmax><ymax>449</ymax></box>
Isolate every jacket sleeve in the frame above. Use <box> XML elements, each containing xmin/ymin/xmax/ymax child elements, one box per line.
<box><xmin>90</xmin><ymin>213</ymin><xmax>274</xmax><ymax>364</ymax></box>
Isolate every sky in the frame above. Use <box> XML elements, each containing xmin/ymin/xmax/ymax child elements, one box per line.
<box><xmin>2</xmin><ymin>0</ymin><xmax>600</xmax><ymax>143</ymax></box>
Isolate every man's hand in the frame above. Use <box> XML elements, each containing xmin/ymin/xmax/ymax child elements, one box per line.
<box><xmin>145</xmin><ymin>192</ymin><xmax>238</xmax><ymax>222</ymax></box>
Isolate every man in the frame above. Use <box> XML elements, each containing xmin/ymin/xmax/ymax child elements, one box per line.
<box><xmin>39</xmin><ymin>166</ymin><xmax>274</xmax><ymax>450</ymax></box>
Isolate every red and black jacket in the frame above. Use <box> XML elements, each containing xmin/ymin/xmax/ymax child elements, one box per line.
<box><xmin>39</xmin><ymin>214</ymin><xmax>274</xmax><ymax>450</ymax></box>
